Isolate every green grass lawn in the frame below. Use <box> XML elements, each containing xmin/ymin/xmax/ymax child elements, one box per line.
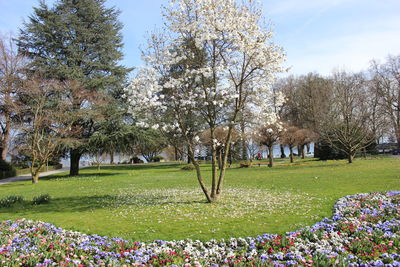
<box><xmin>0</xmin><ymin>157</ymin><xmax>399</xmax><ymax>242</ymax></box>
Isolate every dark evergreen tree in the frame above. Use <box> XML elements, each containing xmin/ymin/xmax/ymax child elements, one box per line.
<box><xmin>88</xmin><ymin>107</ymin><xmax>135</xmax><ymax>164</ymax></box>
<box><xmin>18</xmin><ymin>0</ymin><xmax>130</xmax><ymax>175</ymax></box>
<box><xmin>314</xmin><ymin>140</ymin><xmax>347</xmax><ymax>160</ymax></box>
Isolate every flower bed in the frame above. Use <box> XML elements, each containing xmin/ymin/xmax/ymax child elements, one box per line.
<box><xmin>0</xmin><ymin>192</ymin><xmax>399</xmax><ymax>266</ymax></box>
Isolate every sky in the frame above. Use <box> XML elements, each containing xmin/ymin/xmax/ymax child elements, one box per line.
<box><xmin>0</xmin><ymin>0</ymin><xmax>399</xmax><ymax>76</ymax></box>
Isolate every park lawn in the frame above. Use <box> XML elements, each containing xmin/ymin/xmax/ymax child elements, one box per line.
<box><xmin>0</xmin><ymin>157</ymin><xmax>399</xmax><ymax>242</ymax></box>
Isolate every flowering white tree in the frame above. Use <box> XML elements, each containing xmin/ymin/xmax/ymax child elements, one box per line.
<box><xmin>125</xmin><ymin>0</ymin><xmax>285</xmax><ymax>203</ymax></box>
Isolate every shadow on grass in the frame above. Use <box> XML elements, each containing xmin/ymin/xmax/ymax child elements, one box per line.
<box><xmin>245</xmin><ymin>161</ymin><xmax>348</xmax><ymax>171</ymax></box>
<box><xmin>94</xmin><ymin>163</ymin><xmax>182</xmax><ymax>171</ymax></box>
<box><xmin>0</xmin><ymin>193</ymin><xmax>208</xmax><ymax>214</ymax></box>
<box><xmin>40</xmin><ymin>172</ymin><xmax>123</xmax><ymax>181</ymax></box>
<box><xmin>1</xmin><ymin>195</ymin><xmax>116</xmax><ymax>214</ymax></box>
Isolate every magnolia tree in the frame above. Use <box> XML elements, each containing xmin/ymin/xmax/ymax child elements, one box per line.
<box><xmin>125</xmin><ymin>0</ymin><xmax>284</xmax><ymax>203</ymax></box>
<box><xmin>201</xmin><ymin>126</ymin><xmax>239</xmax><ymax>169</ymax></box>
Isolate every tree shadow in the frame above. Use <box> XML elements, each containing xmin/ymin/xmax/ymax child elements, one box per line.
<box><xmin>94</xmin><ymin>163</ymin><xmax>182</xmax><ymax>171</ymax></box>
<box><xmin>2</xmin><ymin>195</ymin><xmax>115</xmax><ymax>214</ymax></box>
<box><xmin>40</xmin><ymin>172</ymin><xmax>123</xmax><ymax>181</ymax></box>
<box><xmin>1</xmin><ymin>193</ymin><xmax>208</xmax><ymax>214</ymax></box>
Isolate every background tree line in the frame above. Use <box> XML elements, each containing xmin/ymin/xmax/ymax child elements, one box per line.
<box><xmin>0</xmin><ymin>0</ymin><xmax>398</xmax><ymax>186</ymax></box>
<box><xmin>264</xmin><ymin>58</ymin><xmax>399</xmax><ymax>164</ymax></box>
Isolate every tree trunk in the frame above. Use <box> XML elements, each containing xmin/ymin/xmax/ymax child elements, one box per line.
<box><xmin>31</xmin><ymin>165</ymin><xmax>43</xmax><ymax>184</ymax></box>
<box><xmin>187</xmin><ymin>145</ymin><xmax>191</xmax><ymax>164</ymax></box>
<box><xmin>216</xmin><ymin>125</ymin><xmax>235</xmax><ymax>199</ymax></box>
<box><xmin>306</xmin><ymin>143</ymin><xmax>311</xmax><ymax>154</ymax></box>
<box><xmin>31</xmin><ymin>172</ymin><xmax>39</xmax><ymax>184</ymax></box>
<box><xmin>0</xmin><ymin>115</ymin><xmax>11</xmax><ymax>161</ymax></box>
<box><xmin>70</xmin><ymin>149</ymin><xmax>81</xmax><ymax>176</ymax></box>
<box><xmin>188</xmin><ymin>147</ymin><xmax>212</xmax><ymax>203</ymax></box>
<box><xmin>289</xmin><ymin>146</ymin><xmax>294</xmax><ymax>163</ymax></box>
<box><xmin>301</xmin><ymin>145</ymin><xmax>305</xmax><ymax>159</ymax></box>
<box><xmin>280</xmin><ymin>144</ymin><xmax>286</xmax><ymax>158</ymax></box>
<box><xmin>174</xmin><ymin>146</ymin><xmax>179</xmax><ymax>161</ymax></box>
<box><xmin>217</xmin><ymin>149</ymin><xmax>223</xmax><ymax>170</ymax></box>
<box><xmin>397</xmin><ymin>132</ymin><xmax>400</xmax><ymax>148</ymax></box>
<box><xmin>228</xmin><ymin>144</ymin><xmax>233</xmax><ymax>167</ymax></box>
<box><xmin>110</xmin><ymin>151</ymin><xmax>114</xmax><ymax>164</ymax></box>
<box><xmin>313</xmin><ymin>142</ymin><xmax>319</xmax><ymax>158</ymax></box>
<box><xmin>362</xmin><ymin>147</ymin><xmax>367</xmax><ymax>158</ymax></box>
<box><xmin>240</xmin><ymin>119</ymin><xmax>247</xmax><ymax>161</ymax></box>
<box><xmin>210</xmin><ymin>129</ymin><xmax>217</xmax><ymax>198</ymax></box>
<box><xmin>268</xmin><ymin>145</ymin><xmax>273</xmax><ymax>167</ymax></box>
<box><xmin>393</xmin><ymin>124</ymin><xmax>400</xmax><ymax>148</ymax></box>
<box><xmin>348</xmin><ymin>153</ymin><xmax>353</xmax><ymax>163</ymax></box>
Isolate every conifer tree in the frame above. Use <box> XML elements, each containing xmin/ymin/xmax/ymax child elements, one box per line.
<box><xmin>18</xmin><ymin>0</ymin><xmax>130</xmax><ymax>175</ymax></box>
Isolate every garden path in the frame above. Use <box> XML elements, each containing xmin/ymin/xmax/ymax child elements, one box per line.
<box><xmin>0</xmin><ymin>167</ymin><xmax>73</xmax><ymax>185</ymax></box>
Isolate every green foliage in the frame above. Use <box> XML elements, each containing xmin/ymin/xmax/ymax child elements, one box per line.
<box><xmin>17</xmin><ymin>0</ymin><xmax>131</xmax><ymax>174</ymax></box>
<box><xmin>152</xmin><ymin>155</ymin><xmax>164</xmax><ymax>162</ymax></box>
<box><xmin>181</xmin><ymin>165</ymin><xmax>195</xmax><ymax>171</ymax></box>
<box><xmin>0</xmin><ymin>160</ymin><xmax>16</xmax><ymax>179</ymax></box>
<box><xmin>134</xmin><ymin>128</ymin><xmax>168</xmax><ymax>162</ymax></box>
<box><xmin>314</xmin><ymin>140</ymin><xmax>347</xmax><ymax>160</ymax></box>
<box><xmin>88</xmin><ymin>108</ymin><xmax>134</xmax><ymax>161</ymax></box>
<box><xmin>312</xmin><ymin>253</ymin><xmax>349</xmax><ymax>266</ymax></box>
<box><xmin>129</xmin><ymin>156</ymin><xmax>144</xmax><ymax>164</ymax></box>
<box><xmin>18</xmin><ymin>0</ymin><xmax>130</xmax><ymax>90</ymax></box>
<box><xmin>0</xmin><ymin>195</ymin><xmax>24</xmax><ymax>208</ymax></box>
<box><xmin>32</xmin><ymin>194</ymin><xmax>51</xmax><ymax>205</ymax></box>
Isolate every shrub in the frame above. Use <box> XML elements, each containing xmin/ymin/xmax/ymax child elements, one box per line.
<box><xmin>314</xmin><ymin>140</ymin><xmax>347</xmax><ymax>160</ymax></box>
<box><xmin>130</xmin><ymin>156</ymin><xmax>144</xmax><ymax>164</ymax></box>
<box><xmin>0</xmin><ymin>195</ymin><xmax>24</xmax><ymax>208</ymax></box>
<box><xmin>0</xmin><ymin>160</ymin><xmax>16</xmax><ymax>180</ymax></box>
<box><xmin>181</xmin><ymin>165</ymin><xmax>195</xmax><ymax>171</ymax></box>
<box><xmin>152</xmin><ymin>155</ymin><xmax>164</xmax><ymax>162</ymax></box>
<box><xmin>239</xmin><ymin>162</ymin><xmax>252</xmax><ymax>168</ymax></box>
<box><xmin>10</xmin><ymin>155</ymin><xmax>31</xmax><ymax>169</ymax></box>
<box><xmin>51</xmin><ymin>163</ymin><xmax>63</xmax><ymax>170</ymax></box>
<box><xmin>32</xmin><ymin>194</ymin><xmax>51</xmax><ymax>205</ymax></box>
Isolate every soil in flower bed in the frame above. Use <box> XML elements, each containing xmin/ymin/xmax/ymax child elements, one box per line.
<box><xmin>0</xmin><ymin>191</ymin><xmax>399</xmax><ymax>266</ymax></box>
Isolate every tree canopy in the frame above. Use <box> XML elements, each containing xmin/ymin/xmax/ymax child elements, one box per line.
<box><xmin>18</xmin><ymin>0</ymin><xmax>130</xmax><ymax>175</ymax></box>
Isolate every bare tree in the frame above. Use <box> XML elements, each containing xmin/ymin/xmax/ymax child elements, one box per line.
<box><xmin>0</xmin><ymin>34</ymin><xmax>27</xmax><ymax>160</ymax></box>
<box><xmin>370</xmin><ymin>55</ymin><xmax>400</xmax><ymax>147</ymax></box>
<box><xmin>323</xmin><ymin>71</ymin><xmax>374</xmax><ymax>163</ymax></box>
<box><xmin>281</xmin><ymin>125</ymin><xmax>299</xmax><ymax>163</ymax></box>
<box><xmin>365</xmin><ymin>76</ymin><xmax>391</xmax><ymax>145</ymax></box>
<box><xmin>256</xmin><ymin>123</ymin><xmax>284</xmax><ymax>167</ymax></box>
<box><xmin>294</xmin><ymin>129</ymin><xmax>318</xmax><ymax>159</ymax></box>
<box><xmin>244</xmin><ymin>131</ymin><xmax>260</xmax><ymax>161</ymax></box>
<box><xmin>18</xmin><ymin>78</ymin><xmax>77</xmax><ymax>183</ymax></box>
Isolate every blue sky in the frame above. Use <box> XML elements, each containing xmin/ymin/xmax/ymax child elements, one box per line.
<box><xmin>0</xmin><ymin>0</ymin><xmax>399</xmax><ymax>76</ymax></box>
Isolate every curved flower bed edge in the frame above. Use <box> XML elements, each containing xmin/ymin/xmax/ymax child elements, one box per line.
<box><xmin>0</xmin><ymin>191</ymin><xmax>399</xmax><ymax>266</ymax></box>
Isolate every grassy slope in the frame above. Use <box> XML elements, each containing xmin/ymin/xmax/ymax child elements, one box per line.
<box><xmin>0</xmin><ymin>157</ymin><xmax>399</xmax><ymax>242</ymax></box>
